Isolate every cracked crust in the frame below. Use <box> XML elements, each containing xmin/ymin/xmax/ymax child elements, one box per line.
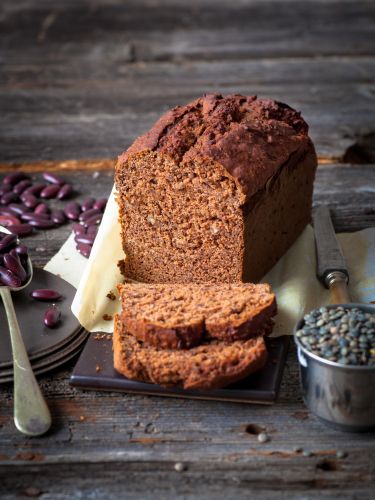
<box><xmin>113</xmin><ymin>314</ymin><xmax>268</xmax><ymax>390</ymax></box>
<box><xmin>117</xmin><ymin>282</ymin><xmax>276</xmax><ymax>349</ymax></box>
<box><xmin>118</xmin><ymin>93</ymin><xmax>311</xmax><ymax>200</ymax></box>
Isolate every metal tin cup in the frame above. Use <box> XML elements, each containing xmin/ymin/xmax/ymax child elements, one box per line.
<box><xmin>294</xmin><ymin>303</ymin><xmax>375</xmax><ymax>432</ymax></box>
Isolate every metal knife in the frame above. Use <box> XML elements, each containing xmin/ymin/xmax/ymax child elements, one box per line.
<box><xmin>313</xmin><ymin>206</ymin><xmax>351</xmax><ymax>304</ymax></box>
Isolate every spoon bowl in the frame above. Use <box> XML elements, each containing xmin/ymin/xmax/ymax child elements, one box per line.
<box><xmin>0</xmin><ymin>225</ymin><xmax>51</xmax><ymax>436</ymax></box>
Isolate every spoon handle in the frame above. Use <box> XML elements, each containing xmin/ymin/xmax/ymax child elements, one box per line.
<box><xmin>0</xmin><ymin>288</ymin><xmax>51</xmax><ymax>436</ymax></box>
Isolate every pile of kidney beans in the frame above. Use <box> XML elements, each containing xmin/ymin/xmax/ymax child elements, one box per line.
<box><xmin>0</xmin><ymin>171</ymin><xmax>108</xmax><ymax>259</ymax></box>
<box><xmin>0</xmin><ymin>232</ymin><xmax>30</xmax><ymax>288</ymax></box>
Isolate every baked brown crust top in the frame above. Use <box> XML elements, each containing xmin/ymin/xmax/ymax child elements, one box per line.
<box><xmin>118</xmin><ymin>93</ymin><xmax>312</xmax><ymax>199</ymax></box>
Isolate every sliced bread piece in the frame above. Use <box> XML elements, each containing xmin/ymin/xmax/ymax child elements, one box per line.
<box><xmin>117</xmin><ymin>282</ymin><xmax>276</xmax><ymax>349</ymax></box>
<box><xmin>113</xmin><ymin>314</ymin><xmax>268</xmax><ymax>390</ymax></box>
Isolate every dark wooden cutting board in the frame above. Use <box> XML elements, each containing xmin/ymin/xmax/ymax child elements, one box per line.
<box><xmin>70</xmin><ymin>334</ymin><xmax>290</xmax><ymax>404</ymax></box>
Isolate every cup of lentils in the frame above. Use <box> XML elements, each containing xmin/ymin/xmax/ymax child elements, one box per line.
<box><xmin>294</xmin><ymin>304</ymin><xmax>375</xmax><ymax>432</ymax></box>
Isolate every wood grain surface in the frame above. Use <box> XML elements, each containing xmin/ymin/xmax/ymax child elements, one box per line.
<box><xmin>0</xmin><ymin>0</ymin><xmax>374</xmax><ymax>498</ymax></box>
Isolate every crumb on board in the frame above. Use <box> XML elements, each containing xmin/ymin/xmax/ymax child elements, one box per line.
<box><xmin>95</xmin><ymin>364</ymin><xmax>101</xmax><ymax>373</ymax></box>
<box><xmin>102</xmin><ymin>314</ymin><xmax>113</xmax><ymax>321</ymax></box>
<box><xmin>94</xmin><ymin>333</ymin><xmax>113</xmax><ymax>341</ymax></box>
<box><xmin>106</xmin><ymin>291</ymin><xmax>116</xmax><ymax>301</ymax></box>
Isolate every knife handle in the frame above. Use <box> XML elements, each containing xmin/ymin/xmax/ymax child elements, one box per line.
<box><xmin>326</xmin><ymin>271</ymin><xmax>351</xmax><ymax>304</ymax></box>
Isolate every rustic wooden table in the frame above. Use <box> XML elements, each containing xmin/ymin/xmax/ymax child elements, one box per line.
<box><xmin>1</xmin><ymin>1</ymin><xmax>375</xmax><ymax>498</ymax></box>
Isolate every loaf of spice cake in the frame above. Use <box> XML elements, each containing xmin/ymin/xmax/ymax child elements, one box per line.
<box><xmin>115</xmin><ymin>93</ymin><xmax>317</xmax><ymax>283</ymax></box>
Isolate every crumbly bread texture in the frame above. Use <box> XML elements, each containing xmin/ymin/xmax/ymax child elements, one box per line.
<box><xmin>116</xmin><ymin>93</ymin><xmax>317</xmax><ymax>283</ymax></box>
<box><xmin>113</xmin><ymin>315</ymin><xmax>268</xmax><ymax>390</ymax></box>
<box><xmin>117</xmin><ymin>282</ymin><xmax>276</xmax><ymax>349</ymax></box>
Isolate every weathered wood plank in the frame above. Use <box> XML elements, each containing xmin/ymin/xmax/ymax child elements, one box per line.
<box><xmin>1</xmin><ymin>0</ymin><xmax>375</xmax><ymax>61</ymax></box>
<box><xmin>1</xmin><ymin>79</ymin><xmax>374</xmax><ymax>162</ymax></box>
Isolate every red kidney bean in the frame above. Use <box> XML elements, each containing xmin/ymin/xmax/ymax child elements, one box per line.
<box><xmin>79</xmin><ymin>208</ymin><xmax>101</xmax><ymax>222</ymax></box>
<box><xmin>57</xmin><ymin>183</ymin><xmax>73</xmax><ymax>200</ymax></box>
<box><xmin>1</xmin><ymin>192</ymin><xmax>19</xmax><ymax>205</ymax></box>
<box><xmin>51</xmin><ymin>210</ymin><xmax>66</xmax><ymax>225</ymax></box>
<box><xmin>86</xmin><ymin>225</ymin><xmax>98</xmax><ymax>235</ymax></box>
<box><xmin>34</xmin><ymin>202</ymin><xmax>50</xmax><ymax>215</ymax></box>
<box><xmin>44</xmin><ymin>305</ymin><xmax>61</xmax><ymax>328</ymax></box>
<box><xmin>14</xmin><ymin>244</ymin><xmax>28</xmax><ymax>256</ymax></box>
<box><xmin>74</xmin><ymin>233</ymin><xmax>96</xmax><ymax>245</ymax></box>
<box><xmin>13</xmin><ymin>179</ymin><xmax>32</xmax><ymax>195</ymax></box>
<box><xmin>2</xmin><ymin>172</ymin><xmax>30</xmax><ymax>186</ymax></box>
<box><xmin>83</xmin><ymin>214</ymin><xmax>102</xmax><ymax>227</ymax></box>
<box><xmin>31</xmin><ymin>289</ymin><xmax>62</xmax><ymax>301</ymax></box>
<box><xmin>0</xmin><ymin>233</ymin><xmax>17</xmax><ymax>251</ymax></box>
<box><xmin>40</xmin><ymin>184</ymin><xmax>60</xmax><ymax>199</ymax></box>
<box><xmin>72</xmin><ymin>223</ymin><xmax>86</xmax><ymax>235</ymax></box>
<box><xmin>0</xmin><ymin>266</ymin><xmax>22</xmax><ymax>288</ymax></box>
<box><xmin>93</xmin><ymin>197</ymin><xmax>108</xmax><ymax>212</ymax></box>
<box><xmin>7</xmin><ymin>224</ymin><xmax>33</xmax><ymax>237</ymax></box>
<box><xmin>80</xmin><ymin>197</ymin><xmax>95</xmax><ymax>212</ymax></box>
<box><xmin>0</xmin><ymin>214</ymin><xmax>21</xmax><ymax>227</ymax></box>
<box><xmin>0</xmin><ymin>185</ymin><xmax>12</xmax><ymax>196</ymax></box>
<box><xmin>4</xmin><ymin>253</ymin><xmax>26</xmax><ymax>282</ymax></box>
<box><xmin>77</xmin><ymin>243</ymin><xmax>92</xmax><ymax>258</ymax></box>
<box><xmin>42</xmin><ymin>172</ymin><xmax>64</xmax><ymax>185</ymax></box>
<box><xmin>21</xmin><ymin>212</ymin><xmax>50</xmax><ymax>222</ymax></box>
<box><xmin>64</xmin><ymin>202</ymin><xmax>81</xmax><ymax>221</ymax></box>
<box><xmin>8</xmin><ymin>203</ymin><xmax>31</xmax><ymax>216</ymax></box>
<box><xmin>0</xmin><ymin>207</ymin><xmax>18</xmax><ymax>217</ymax></box>
<box><xmin>28</xmin><ymin>219</ymin><xmax>56</xmax><ymax>229</ymax></box>
<box><xmin>20</xmin><ymin>193</ymin><xmax>38</xmax><ymax>209</ymax></box>
<box><xmin>24</xmin><ymin>183</ymin><xmax>47</xmax><ymax>197</ymax></box>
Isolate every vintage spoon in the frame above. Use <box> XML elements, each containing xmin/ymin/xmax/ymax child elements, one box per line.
<box><xmin>0</xmin><ymin>226</ymin><xmax>51</xmax><ymax>436</ymax></box>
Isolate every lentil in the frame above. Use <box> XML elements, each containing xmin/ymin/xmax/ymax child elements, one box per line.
<box><xmin>297</xmin><ymin>306</ymin><xmax>375</xmax><ymax>366</ymax></box>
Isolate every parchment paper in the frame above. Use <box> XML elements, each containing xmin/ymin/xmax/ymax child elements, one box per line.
<box><xmin>45</xmin><ymin>187</ymin><xmax>375</xmax><ymax>336</ymax></box>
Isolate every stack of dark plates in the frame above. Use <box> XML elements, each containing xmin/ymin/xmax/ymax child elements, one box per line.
<box><xmin>0</xmin><ymin>268</ymin><xmax>88</xmax><ymax>384</ymax></box>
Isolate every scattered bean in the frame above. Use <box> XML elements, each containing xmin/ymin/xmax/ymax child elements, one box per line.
<box><xmin>2</xmin><ymin>172</ymin><xmax>29</xmax><ymax>186</ymax></box>
<box><xmin>74</xmin><ymin>233</ymin><xmax>96</xmax><ymax>245</ymax></box>
<box><xmin>76</xmin><ymin>243</ymin><xmax>92</xmax><ymax>258</ymax></box>
<box><xmin>79</xmin><ymin>208</ymin><xmax>101</xmax><ymax>222</ymax></box>
<box><xmin>21</xmin><ymin>213</ymin><xmax>50</xmax><ymax>222</ymax></box>
<box><xmin>34</xmin><ymin>202</ymin><xmax>50</xmax><ymax>215</ymax></box>
<box><xmin>8</xmin><ymin>203</ymin><xmax>30</xmax><ymax>215</ymax></box>
<box><xmin>31</xmin><ymin>289</ymin><xmax>62</xmax><ymax>301</ymax></box>
<box><xmin>0</xmin><ymin>233</ymin><xmax>17</xmax><ymax>252</ymax></box>
<box><xmin>1</xmin><ymin>191</ymin><xmax>19</xmax><ymax>205</ymax></box>
<box><xmin>20</xmin><ymin>193</ymin><xmax>38</xmax><ymax>209</ymax></box>
<box><xmin>51</xmin><ymin>210</ymin><xmax>66</xmax><ymax>225</ymax></box>
<box><xmin>42</xmin><ymin>172</ymin><xmax>64</xmax><ymax>185</ymax></box>
<box><xmin>64</xmin><ymin>202</ymin><xmax>81</xmax><ymax>221</ymax></box>
<box><xmin>44</xmin><ymin>305</ymin><xmax>61</xmax><ymax>328</ymax></box>
<box><xmin>28</xmin><ymin>219</ymin><xmax>56</xmax><ymax>229</ymax></box>
<box><xmin>8</xmin><ymin>224</ymin><xmax>33</xmax><ymax>236</ymax></box>
<box><xmin>24</xmin><ymin>183</ymin><xmax>47</xmax><ymax>197</ymax></box>
<box><xmin>40</xmin><ymin>184</ymin><xmax>60</xmax><ymax>199</ymax></box>
<box><xmin>0</xmin><ymin>185</ymin><xmax>12</xmax><ymax>196</ymax></box>
<box><xmin>84</xmin><ymin>214</ymin><xmax>102</xmax><ymax>227</ymax></box>
<box><xmin>72</xmin><ymin>223</ymin><xmax>86</xmax><ymax>235</ymax></box>
<box><xmin>4</xmin><ymin>253</ymin><xmax>26</xmax><ymax>281</ymax></box>
<box><xmin>57</xmin><ymin>183</ymin><xmax>73</xmax><ymax>200</ymax></box>
<box><xmin>0</xmin><ymin>265</ymin><xmax>22</xmax><ymax>288</ymax></box>
<box><xmin>80</xmin><ymin>197</ymin><xmax>95</xmax><ymax>212</ymax></box>
<box><xmin>93</xmin><ymin>198</ymin><xmax>108</xmax><ymax>212</ymax></box>
<box><xmin>13</xmin><ymin>180</ymin><xmax>32</xmax><ymax>195</ymax></box>
<box><xmin>0</xmin><ymin>215</ymin><xmax>21</xmax><ymax>227</ymax></box>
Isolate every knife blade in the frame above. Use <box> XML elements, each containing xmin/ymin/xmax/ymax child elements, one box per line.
<box><xmin>312</xmin><ymin>206</ymin><xmax>351</xmax><ymax>304</ymax></box>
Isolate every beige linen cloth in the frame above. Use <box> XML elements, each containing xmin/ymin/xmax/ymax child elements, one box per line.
<box><xmin>45</xmin><ymin>188</ymin><xmax>375</xmax><ymax>336</ymax></box>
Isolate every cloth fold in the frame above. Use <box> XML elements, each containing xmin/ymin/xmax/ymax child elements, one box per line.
<box><xmin>45</xmin><ymin>188</ymin><xmax>375</xmax><ymax>336</ymax></box>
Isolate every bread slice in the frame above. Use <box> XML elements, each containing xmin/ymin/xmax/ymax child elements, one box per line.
<box><xmin>117</xmin><ymin>282</ymin><xmax>276</xmax><ymax>349</ymax></box>
<box><xmin>113</xmin><ymin>315</ymin><xmax>268</xmax><ymax>390</ymax></box>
